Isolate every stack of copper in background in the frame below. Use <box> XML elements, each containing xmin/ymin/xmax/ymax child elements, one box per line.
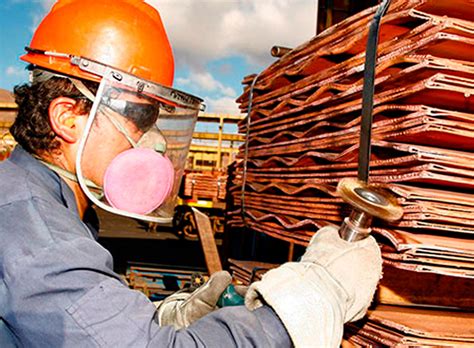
<box><xmin>182</xmin><ymin>172</ymin><xmax>227</xmax><ymax>201</ymax></box>
<box><xmin>227</xmin><ymin>0</ymin><xmax>474</xmax><ymax>344</ymax></box>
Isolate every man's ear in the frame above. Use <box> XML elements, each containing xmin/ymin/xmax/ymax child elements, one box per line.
<box><xmin>48</xmin><ymin>97</ymin><xmax>85</xmax><ymax>143</ymax></box>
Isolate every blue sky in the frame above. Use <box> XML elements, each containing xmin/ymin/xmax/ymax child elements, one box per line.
<box><xmin>0</xmin><ymin>0</ymin><xmax>317</xmax><ymax>115</ymax></box>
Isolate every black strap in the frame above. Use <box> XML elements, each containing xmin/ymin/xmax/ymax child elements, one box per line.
<box><xmin>358</xmin><ymin>0</ymin><xmax>392</xmax><ymax>183</ymax></box>
<box><xmin>240</xmin><ymin>74</ymin><xmax>261</xmax><ymax>259</ymax></box>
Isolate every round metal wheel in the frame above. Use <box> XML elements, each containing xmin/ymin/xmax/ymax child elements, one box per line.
<box><xmin>337</xmin><ymin>178</ymin><xmax>403</xmax><ymax>222</ymax></box>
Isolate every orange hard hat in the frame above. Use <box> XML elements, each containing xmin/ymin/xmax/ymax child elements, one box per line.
<box><xmin>21</xmin><ymin>0</ymin><xmax>174</xmax><ymax>87</ymax></box>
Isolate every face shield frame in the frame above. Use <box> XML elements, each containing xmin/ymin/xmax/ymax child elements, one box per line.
<box><xmin>24</xmin><ymin>46</ymin><xmax>203</xmax><ymax>113</ymax></box>
<box><xmin>77</xmin><ymin>66</ymin><xmax>203</xmax><ymax>224</ymax></box>
<box><xmin>25</xmin><ymin>48</ymin><xmax>204</xmax><ymax>224</ymax></box>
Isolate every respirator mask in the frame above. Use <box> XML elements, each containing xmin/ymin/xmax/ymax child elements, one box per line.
<box><xmin>75</xmin><ymin>67</ymin><xmax>202</xmax><ymax>224</ymax></box>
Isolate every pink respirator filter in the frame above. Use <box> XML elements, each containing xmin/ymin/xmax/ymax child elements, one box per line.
<box><xmin>103</xmin><ymin>148</ymin><xmax>175</xmax><ymax>215</ymax></box>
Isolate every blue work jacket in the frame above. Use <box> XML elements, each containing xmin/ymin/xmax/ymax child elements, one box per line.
<box><xmin>0</xmin><ymin>146</ymin><xmax>291</xmax><ymax>347</ymax></box>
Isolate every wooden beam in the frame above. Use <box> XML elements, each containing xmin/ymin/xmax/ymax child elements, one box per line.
<box><xmin>193</xmin><ymin>208</ymin><xmax>222</xmax><ymax>274</ymax></box>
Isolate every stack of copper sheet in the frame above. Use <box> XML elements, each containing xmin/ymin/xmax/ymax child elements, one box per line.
<box><xmin>182</xmin><ymin>172</ymin><xmax>227</xmax><ymax>201</ymax></box>
<box><xmin>227</xmin><ymin>0</ymin><xmax>474</xmax><ymax>343</ymax></box>
<box><xmin>344</xmin><ymin>306</ymin><xmax>474</xmax><ymax>347</ymax></box>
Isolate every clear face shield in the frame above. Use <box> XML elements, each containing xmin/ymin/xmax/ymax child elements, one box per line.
<box><xmin>76</xmin><ymin>67</ymin><xmax>203</xmax><ymax>224</ymax></box>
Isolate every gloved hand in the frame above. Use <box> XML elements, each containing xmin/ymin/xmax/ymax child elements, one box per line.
<box><xmin>155</xmin><ymin>271</ymin><xmax>232</xmax><ymax>329</ymax></box>
<box><xmin>245</xmin><ymin>225</ymin><xmax>382</xmax><ymax>348</ymax></box>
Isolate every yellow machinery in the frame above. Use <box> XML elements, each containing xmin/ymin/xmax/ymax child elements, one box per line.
<box><xmin>187</xmin><ymin>113</ymin><xmax>244</xmax><ymax>171</ymax></box>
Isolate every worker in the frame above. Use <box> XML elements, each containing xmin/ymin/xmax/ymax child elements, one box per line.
<box><xmin>0</xmin><ymin>1</ymin><xmax>382</xmax><ymax>347</ymax></box>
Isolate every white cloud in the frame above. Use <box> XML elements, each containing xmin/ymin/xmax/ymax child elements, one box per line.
<box><xmin>221</xmin><ymin>85</ymin><xmax>236</xmax><ymax>98</ymax></box>
<box><xmin>175</xmin><ymin>77</ymin><xmax>191</xmax><ymax>87</ymax></box>
<box><xmin>22</xmin><ymin>0</ymin><xmax>316</xmax><ymax>116</ymax></box>
<box><xmin>144</xmin><ymin>1</ymin><xmax>317</xmax><ymax>115</ymax></box>
<box><xmin>175</xmin><ymin>71</ymin><xmax>239</xmax><ymax>113</ymax></box>
<box><xmin>5</xmin><ymin>66</ymin><xmax>25</xmax><ymax>77</ymax></box>
<box><xmin>193</xmin><ymin>72</ymin><xmax>220</xmax><ymax>92</ymax></box>
<box><xmin>27</xmin><ymin>1</ymin><xmax>316</xmax><ymax>70</ymax></box>
<box><xmin>176</xmin><ymin>71</ymin><xmax>237</xmax><ymax>97</ymax></box>
<box><xmin>194</xmin><ymin>71</ymin><xmax>236</xmax><ymax>96</ymax></box>
<box><xmin>204</xmin><ymin>95</ymin><xmax>241</xmax><ymax>115</ymax></box>
<box><xmin>146</xmin><ymin>0</ymin><xmax>316</xmax><ymax>69</ymax></box>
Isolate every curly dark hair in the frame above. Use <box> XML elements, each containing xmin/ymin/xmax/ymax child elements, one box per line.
<box><xmin>10</xmin><ymin>76</ymin><xmax>98</xmax><ymax>155</ymax></box>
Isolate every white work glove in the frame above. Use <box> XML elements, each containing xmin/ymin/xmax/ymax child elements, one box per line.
<box><xmin>155</xmin><ymin>271</ymin><xmax>232</xmax><ymax>329</ymax></box>
<box><xmin>245</xmin><ymin>225</ymin><xmax>382</xmax><ymax>348</ymax></box>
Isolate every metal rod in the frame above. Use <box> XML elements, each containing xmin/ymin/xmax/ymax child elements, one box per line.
<box><xmin>271</xmin><ymin>46</ymin><xmax>292</xmax><ymax>58</ymax></box>
<box><xmin>339</xmin><ymin>211</ymin><xmax>372</xmax><ymax>242</ymax></box>
<box><xmin>357</xmin><ymin>0</ymin><xmax>391</xmax><ymax>183</ymax></box>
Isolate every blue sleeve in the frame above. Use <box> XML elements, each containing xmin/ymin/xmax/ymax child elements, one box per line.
<box><xmin>1</xmin><ymin>199</ymin><xmax>291</xmax><ymax>347</ymax></box>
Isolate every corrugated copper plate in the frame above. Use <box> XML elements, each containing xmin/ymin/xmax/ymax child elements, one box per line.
<box><xmin>346</xmin><ymin>305</ymin><xmax>474</xmax><ymax>345</ymax></box>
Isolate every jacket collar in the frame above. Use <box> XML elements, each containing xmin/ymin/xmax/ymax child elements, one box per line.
<box><xmin>9</xmin><ymin>146</ymin><xmax>99</xmax><ymax>239</ymax></box>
